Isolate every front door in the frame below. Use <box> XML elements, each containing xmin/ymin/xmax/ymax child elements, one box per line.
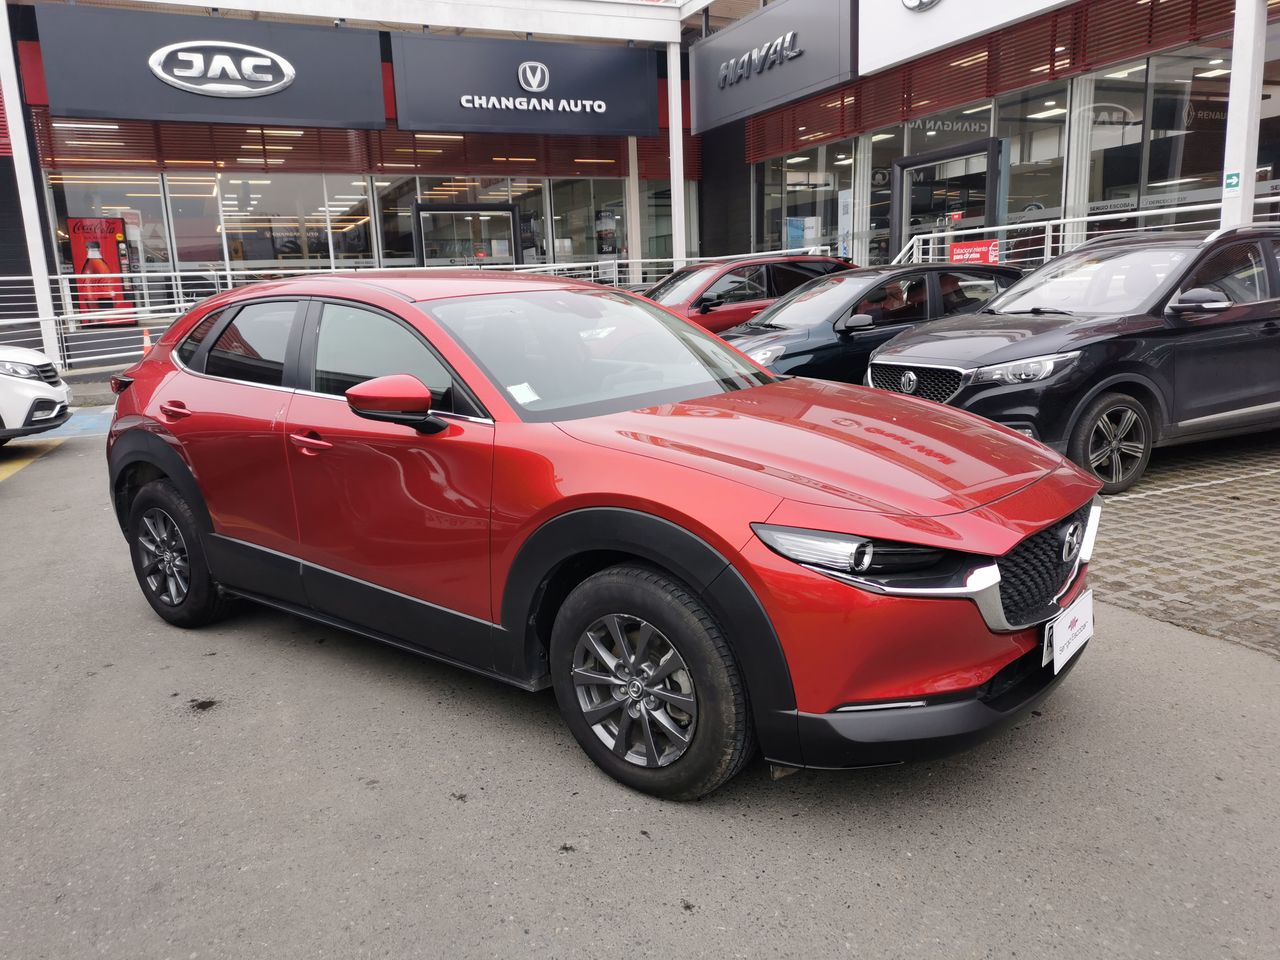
<box><xmin>695</xmin><ymin>263</ymin><xmax>772</xmax><ymax>333</ymax></box>
<box><xmin>285</xmin><ymin>299</ymin><xmax>497</xmax><ymax>668</ymax></box>
<box><xmin>415</xmin><ymin>206</ymin><xmax>520</xmax><ymax>267</ymax></box>
<box><xmin>890</xmin><ymin>139</ymin><xmax>999</xmax><ymax>259</ymax></box>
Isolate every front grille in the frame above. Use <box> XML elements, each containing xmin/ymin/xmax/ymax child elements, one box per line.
<box><xmin>995</xmin><ymin>505</ymin><xmax>1091</xmax><ymax>627</ymax></box>
<box><xmin>36</xmin><ymin>363</ymin><xmax>61</xmax><ymax>386</ymax></box>
<box><xmin>869</xmin><ymin>363</ymin><xmax>962</xmax><ymax>404</ymax></box>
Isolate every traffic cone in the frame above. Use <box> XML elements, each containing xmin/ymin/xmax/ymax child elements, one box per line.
<box><xmin>141</xmin><ymin>326</ymin><xmax>152</xmax><ymax>355</ymax></box>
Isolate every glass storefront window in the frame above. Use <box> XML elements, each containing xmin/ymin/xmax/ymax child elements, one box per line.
<box><xmin>223</xmin><ymin>173</ymin><xmax>329</xmax><ymax>269</ymax></box>
<box><xmin>757</xmin><ymin>157</ymin><xmax>784</xmax><ymax>251</ymax></box>
<box><xmin>324</xmin><ymin>175</ymin><xmax>373</xmax><ymax>266</ymax></box>
<box><xmin>551</xmin><ymin>179</ymin><xmax>625</xmax><ymax>261</ymax></box>
<box><xmin>169</xmin><ymin>173</ymin><xmax>225</xmax><ymax>270</ymax></box>
<box><xmin>1083</xmin><ymin>60</ymin><xmax>1147</xmax><ymax>217</ymax></box>
<box><xmin>782</xmin><ymin>146</ymin><xmax>836</xmax><ymax>251</ymax></box>
<box><xmin>868</xmin><ymin>126</ymin><xmax>904</xmax><ymax>264</ymax></box>
<box><xmin>46</xmin><ymin>169</ymin><xmax>172</xmax><ymax>273</ymax></box>
<box><xmin>376</xmin><ymin>176</ymin><xmax>418</xmax><ymax>266</ymax></box>
<box><xmin>512</xmin><ymin>180</ymin><xmax>548</xmax><ymax>263</ymax></box>
<box><xmin>592</xmin><ymin>179</ymin><xmax>625</xmax><ymax>259</ymax></box>
<box><xmin>997</xmin><ymin>83</ymin><xmax>1068</xmax><ymax>225</ymax></box>
<box><xmin>906</xmin><ymin>102</ymin><xmax>992</xmax><ymax>155</ymax></box>
<box><xmin>420</xmin><ymin>176</ymin><xmax>510</xmax><ymax>207</ymax></box>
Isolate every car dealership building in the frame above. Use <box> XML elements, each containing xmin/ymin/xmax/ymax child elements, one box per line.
<box><xmin>0</xmin><ymin>0</ymin><xmax>1276</xmax><ymax>359</ymax></box>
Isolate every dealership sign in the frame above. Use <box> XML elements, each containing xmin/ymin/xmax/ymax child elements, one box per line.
<box><xmin>391</xmin><ymin>34</ymin><xmax>658</xmax><ymax>136</ymax></box>
<box><xmin>35</xmin><ymin>4</ymin><xmax>384</xmax><ymax>128</ymax></box>
<box><xmin>690</xmin><ymin>0</ymin><xmax>856</xmax><ymax>134</ymax></box>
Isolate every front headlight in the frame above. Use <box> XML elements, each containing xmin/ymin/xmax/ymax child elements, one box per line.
<box><xmin>752</xmin><ymin>524</ymin><xmax>944</xmax><ymax>576</ymax></box>
<box><xmin>971</xmin><ymin>351</ymin><xmax>1079</xmax><ymax>385</ymax></box>
<box><xmin>0</xmin><ymin>360</ymin><xmax>40</xmax><ymax>380</ymax></box>
<box><xmin>747</xmin><ymin>345</ymin><xmax>786</xmax><ymax>367</ymax></box>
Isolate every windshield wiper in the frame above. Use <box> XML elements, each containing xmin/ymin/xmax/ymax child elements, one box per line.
<box><xmin>746</xmin><ymin>321</ymin><xmax>786</xmax><ymax>330</ymax></box>
<box><xmin>1000</xmin><ymin>307</ymin><xmax>1073</xmax><ymax>315</ymax></box>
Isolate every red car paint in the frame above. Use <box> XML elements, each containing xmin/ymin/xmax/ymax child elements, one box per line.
<box><xmin>109</xmin><ymin>271</ymin><xmax>1100</xmax><ymax>763</ymax></box>
<box><xmin>645</xmin><ymin>255</ymin><xmax>853</xmax><ymax>334</ymax></box>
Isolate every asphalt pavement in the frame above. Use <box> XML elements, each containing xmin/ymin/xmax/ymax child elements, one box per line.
<box><xmin>1</xmin><ymin>422</ymin><xmax>1277</xmax><ymax>960</ymax></box>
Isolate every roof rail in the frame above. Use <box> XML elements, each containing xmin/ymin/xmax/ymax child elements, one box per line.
<box><xmin>1201</xmin><ymin>223</ymin><xmax>1277</xmax><ymax>245</ymax></box>
<box><xmin>1073</xmin><ymin>230</ymin><xmax>1158</xmax><ymax>250</ymax></box>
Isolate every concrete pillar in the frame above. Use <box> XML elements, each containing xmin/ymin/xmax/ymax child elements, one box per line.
<box><xmin>0</xmin><ymin>5</ymin><xmax>60</xmax><ymax>366</ymax></box>
<box><xmin>1220</xmin><ymin>0</ymin><xmax>1268</xmax><ymax>228</ymax></box>
<box><xmin>666</xmin><ymin>42</ymin><xmax>687</xmax><ymax>266</ymax></box>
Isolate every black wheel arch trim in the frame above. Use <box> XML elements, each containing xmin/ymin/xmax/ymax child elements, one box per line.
<box><xmin>1063</xmin><ymin>371</ymin><xmax>1170</xmax><ymax>445</ymax></box>
<box><xmin>501</xmin><ymin>507</ymin><xmax>803</xmax><ymax>765</ymax></box>
<box><xmin>108</xmin><ymin>427</ymin><xmax>213</xmax><ymax>536</ymax></box>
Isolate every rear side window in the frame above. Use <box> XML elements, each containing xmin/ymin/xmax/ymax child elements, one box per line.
<box><xmin>770</xmin><ymin>263</ymin><xmax>819</xmax><ymax>297</ymax></box>
<box><xmin>175</xmin><ymin>310</ymin><xmax>222</xmax><ymax>368</ymax></box>
<box><xmin>204</xmin><ymin>301</ymin><xmax>298</xmax><ymax>387</ymax></box>
<box><xmin>938</xmin><ymin>271</ymin><xmax>1001</xmax><ymax>316</ymax></box>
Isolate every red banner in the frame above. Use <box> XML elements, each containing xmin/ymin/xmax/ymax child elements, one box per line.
<box><xmin>949</xmin><ymin>239</ymin><xmax>1001</xmax><ymax>265</ymax></box>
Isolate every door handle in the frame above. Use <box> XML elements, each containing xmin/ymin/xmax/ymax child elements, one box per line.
<box><xmin>158</xmin><ymin>400</ymin><xmax>192</xmax><ymax>420</ymax></box>
<box><xmin>1262</xmin><ymin>321</ymin><xmax>1280</xmax><ymax>336</ymax></box>
<box><xmin>289</xmin><ymin>430</ymin><xmax>333</xmax><ymax>455</ymax></box>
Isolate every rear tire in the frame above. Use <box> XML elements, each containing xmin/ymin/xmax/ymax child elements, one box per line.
<box><xmin>127</xmin><ymin>479</ymin><xmax>232</xmax><ymax>628</ymax></box>
<box><xmin>1067</xmin><ymin>391</ymin><xmax>1153</xmax><ymax>494</ymax></box>
<box><xmin>550</xmin><ymin>565</ymin><xmax>755</xmax><ymax>800</ymax></box>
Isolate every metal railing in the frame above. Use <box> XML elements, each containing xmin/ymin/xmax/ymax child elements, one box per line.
<box><xmin>0</xmin><ymin>247</ymin><xmax>832</xmax><ymax>371</ymax></box>
<box><xmin>892</xmin><ymin>197</ymin><xmax>1280</xmax><ymax>269</ymax></box>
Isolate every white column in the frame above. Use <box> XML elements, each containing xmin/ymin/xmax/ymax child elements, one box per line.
<box><xmin>625</xmin><ymin>135</ymin><xmax>643</xmax><ymax>284</ymax></box>
<box><xmin>666</xmin><ymin>42</ymin><xmax>687</xmax><ymax>266</ymax></box>
<box><xmin>851</xmin><ymin>134</ymin><xmax>872</xmax><ymax>265</ymax></box>
<box><xmin>1062</xmin><ymin>74</ymin><xmax>1095</xmax><ymax>253</ymax></box>
<box><xmin>1220</xmin><ymin>0</ymin><xmax>1268</xmax><ymax>228</ymax></box>
<box><xmin>0</xmin><ymin>7</ymin><xmax>59</xmax><ymax>366</ymax></box>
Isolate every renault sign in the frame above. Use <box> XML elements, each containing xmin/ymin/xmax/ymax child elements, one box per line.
<box><xmin>690</xmin><ymin>0</ymin><xmax>856</xmax><ymax>134</ymax></box>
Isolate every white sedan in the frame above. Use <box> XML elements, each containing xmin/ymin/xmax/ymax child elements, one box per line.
<box><xmin>0</xmin><ymin>345</ymin><xmax>72</xmax><ymax>446</ymax></box>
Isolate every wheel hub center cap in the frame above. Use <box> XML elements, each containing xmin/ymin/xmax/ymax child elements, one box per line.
<box><xmin>626</xmin><ymin>679</ymin><xmax>645</xmax><ymax>700</ymax></box>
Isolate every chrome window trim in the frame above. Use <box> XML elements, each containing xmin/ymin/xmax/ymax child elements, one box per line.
<box><xmin>172</xmin><ymin>349</ymin><xmax>297</xmax><ymax>396</ymax></box>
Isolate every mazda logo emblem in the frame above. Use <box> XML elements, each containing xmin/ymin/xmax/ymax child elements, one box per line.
<box><xmin>902</xmin><ymin>0</ymin><xmax>943</xmax><ymax>10</ymax></box>
<box><xmin>517</xmin><ymin>61</ymin><xmax>550</xmax><ymax>94</ymax></box>
<box><xmin>1060</xmin><ymin>521</ymin><xmax>1084</xmax><ymax>564</ymax></box>
<box><xmin>900</xmin><ymin>371</ymin><xmax>918</xmax><ymax>394</ymax></box>
<box><xmin>148</xmin><ymin>40</ymin><xmax>295</xmax><ymax>98</ymax></box>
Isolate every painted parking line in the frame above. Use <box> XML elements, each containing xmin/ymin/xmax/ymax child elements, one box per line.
<box><xmin>1107</xmin><ymin>467</ymin><xmax>1280</xmax><ymax>503</ymax></box>
<box><xmin>0</xmin><ymin>440</ymin><xmax>63</xmax><ymax>484</ymax></box>
<box><xmin>40</xmin><ymin>405</ymin><xmax>116</xmax><ymax>440</ymax></box>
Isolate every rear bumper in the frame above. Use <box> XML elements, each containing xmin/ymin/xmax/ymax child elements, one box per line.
<box><xmin>780</xmin><ymin>643</ymin><xmax>1084</xmax><ymax>769</ymax></box>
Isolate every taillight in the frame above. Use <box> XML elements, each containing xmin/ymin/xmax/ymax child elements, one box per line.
<box><xmin>109</xmin><ymin>374</ymin><xmax>134</xmax><ymax>395</ymax></box>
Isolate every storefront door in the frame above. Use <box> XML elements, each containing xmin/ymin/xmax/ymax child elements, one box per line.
<box><xmin>414</xmin><ymin>205</ymin><xmax>523</xmax><ymax>267</ymax></box>
<box><xmin>889</xmin><ymin>139</ymin><xmax>1001</xmax><ymax>259</ymax></box>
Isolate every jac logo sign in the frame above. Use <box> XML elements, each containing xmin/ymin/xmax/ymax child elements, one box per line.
<box><xmin>148</xmin><ymin>41</ymin><xmax>296</xmax><ymax>98</ymax></box>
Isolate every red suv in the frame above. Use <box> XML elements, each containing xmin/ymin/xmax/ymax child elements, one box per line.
<box><xmin>644</xmin><ymin>254</ymin><xmax>852</xmax><ymax>333</ymax></box>
<box><xmin>108</xmin><ymin>272</ymin><xmax>1101</xmax><ymax>799</ymax></box>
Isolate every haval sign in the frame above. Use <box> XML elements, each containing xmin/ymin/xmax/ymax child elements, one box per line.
<box><xmin>717</xmin><ymin>31</ymin><xmax>804</xmax><ymax>90</ymax></box>
<box><xmin>35</xmin><ymin>3</ymin><xmax>384</xmax><ymax>128</ymax></box>
<box><xmin>148</xmin><ymin>41</ymin><xmax>296</xmax><ymax>98</ymax></box>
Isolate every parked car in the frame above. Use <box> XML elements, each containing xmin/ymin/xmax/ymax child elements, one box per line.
<box><xmin>0</xmin><ymin>345</ymin><xmax>72</xmax><ymax>447</ymax></box>
<box><xmin>867</xmin><ymin>226</ymin><xmax>1280</xmax><ymax>493</ymax></box>
<box><xmin>643</xmin><ymin>254</ymin><xmax>852</xmax><ymax>333</ymax></box>
<box><xmin>721</xmin><ymin>264</ymin><xmax>1021</xmax><ymax>382</ymax></box>
<box><xmin>108</xmin><ymin>272</ymin><xmax>1101</xmax><ymax>799</ymax></box>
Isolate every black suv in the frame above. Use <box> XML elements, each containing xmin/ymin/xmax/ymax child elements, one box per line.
<box><xmin>866</xmin><ymin>227</ymin><xmax>1280</xmax><ymax>492</ymax></box>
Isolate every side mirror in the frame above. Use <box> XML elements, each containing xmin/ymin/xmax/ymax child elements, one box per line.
<box><xmin>1167</xmin><ymin>287</ymin><xmax>1234</xmax><ymax>316</ymax></box>
<box><xmin>346</xmin><ymin>374</ymin><xmax>447</xmax><ymax>435</ymax></box>
<box><xmin>697</xmin><ymin>297</ymin><xmax>725</xmax><ymax>315</ymax></box>
<box><xmin>834</xmin><ymin>313</ymin><xmax>875</xmax><ymax>335</ymax></box>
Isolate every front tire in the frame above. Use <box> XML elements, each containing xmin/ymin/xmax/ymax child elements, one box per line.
<box><xmin>127</xmin><ymin>479</ymin><xmax>231</xmax><ymax>628</ymax></box>
<box><xmin>1067</xmin><ymin>391</ymin><xmax>1153</xmax><ymax>494</ymax></box>
<box><xmin>550</xmin><ymin>565</ymin><xmax>755</xmax><ymax>800</ymax></box>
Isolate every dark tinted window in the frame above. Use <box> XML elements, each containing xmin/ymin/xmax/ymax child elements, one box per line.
<box><xmin>770</xmin><ymin>263</ymin><xmax>821</xmax><ymax>297</ymax></box>
<box><xmin>938</xmin><ymin>271</ymin><xmax>1003</xmax><ymax>316</ymax></box>
<box><xmin>313</xmin><ymin>302</ymin><xmax>454</xmax><ymax>410</ymax></box>
<box><xmin>705</xmin><ymin>264</ymin><xmax>768</xmax><ymax>304</ymax></box>
<box><xmin>1181</xmin><ymin>243</ymin><xmax>1267</xmax><ymax>304</ymax></box>
<box><xmin>175</xmin><ymin>310</ymin><xmax>222</xmax><ymax>368</ymax></box>
<box><xmin>204</xmin><ymin>301</ymin><xmax>297</xmax><ymax>386</ymax></box>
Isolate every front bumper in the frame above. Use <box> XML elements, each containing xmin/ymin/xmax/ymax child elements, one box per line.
<box><xmin>784</xmin><ymin>641</ymin><xmax>1083</xmax><ymax>769</ymax></box>
<box><xmin>0</xmin><ymin>390</ymin><xmax>73</xmax><ymax>439</ymax></box>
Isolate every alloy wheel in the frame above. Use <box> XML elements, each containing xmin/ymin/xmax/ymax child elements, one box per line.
<box><xmin>136</xmin><ymin>507</ymin><xmax>191</xmax><ymax>606</ymax></box>
<box><xmin>1087</xmin><ymin>404</ymin><xmax>1147</xmax><ymax>486</ymax></box>
<box><xmin>571</xmin><ymin>614</ymin><xmax>697</xmax><ymax>768</ymax></box>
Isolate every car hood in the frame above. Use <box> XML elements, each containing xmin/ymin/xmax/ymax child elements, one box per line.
<box><xmin>556</xmin><ymin>377</ymin><xmax>1066</xmax><ymax>517</ymax></box>
<box><xmin>0</xmin><ymin>345</ymin><xmax>53</xmax><ymax>365</ymax></box>
<box><xmin>719</xmin><ymin>325</ymin><xmax>807</xmax><ymax>352</ymax></box>
<box><xmin>871</xmin><ymin>310</ymin><xmax>1153</xmax><ymax>367</ymax></box>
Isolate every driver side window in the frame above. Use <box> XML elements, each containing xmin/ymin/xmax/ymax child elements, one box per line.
<box><xmin>855</xmin><ymin>273</ymin><xmax>930</xmax><ymax>324</ymax></box>
<box><xmin>1180</xmin><ymin>244</ymin><xmax>1267</xmax><ymax>304</ymax></box>
<box><xmin>704</xmin><ymin>265</ymin><xmax>768</xmax><ymax>305</ymax></box>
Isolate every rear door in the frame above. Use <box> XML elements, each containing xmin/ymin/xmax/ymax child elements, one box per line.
<box><xmin>284</xmin><ymin>298</ymin><xmax>497</xmax><ymax>668</ymax></box>
<box><xmin>158</xmin><ymin>298</ymin><xmax>307</xmax><ymax>603</ymax></box>
<box><xmin>1169</xmin><ymin>241</ymin><xmax>1280</xmax><ymax>431</ymax></box>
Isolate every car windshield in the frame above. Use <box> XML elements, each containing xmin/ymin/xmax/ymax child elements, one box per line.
<box><xmin>989</xmin><ymin>246</ymin><xmax>1192</xmax><ymax>316</ymax></box>
<box><xmin>745</xmin><ymin>273</ymin><xmax>881</xmax><ymax>330</ymax></box>
<box><xmin>644</xmin><ymin>265</ymin><xmax>719</xmax><ymax>305</ymax></box>
<box><xmin>424</xmin><ymin>289</ymin><xmax>775</xmax><ymax>422</ymax></box>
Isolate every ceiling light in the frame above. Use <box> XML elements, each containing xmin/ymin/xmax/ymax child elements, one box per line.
<box><xmin>1209</xmin><ymin>59</ymin><xmax>1224</xmax><ymax>66</ymax></box>
<box><xmin>785</xmin><ymin>156</ymin><xmax>808</xmax><ymax>163</ymax></box>
<box><xmin>1027</xmin><ymin>107</ymin><xmax>1068</xmax><ymax>119</ymax></box>
<box><xmin>871</xmin><ymin>133</ymin><xmax>895</xmax><ymax>142</ymax></box>
<box><xmin>415</xmin><ymin>133</ymin><xmax>465</xmax><ymax>140</ymax></box>
<box><xmin>962</xmin><ymin>104</ymin><xmax>990</xmax><ymax>114</ymax></box>
<box><xmin>51</xmin><ymin>121</ymin><xmax>119</xmax><ymax>130</ymax></box>
<box><xmin>1195</xmin><ymin>68</ymin><xmax>1231</xmax><ymax>78</ymax></box>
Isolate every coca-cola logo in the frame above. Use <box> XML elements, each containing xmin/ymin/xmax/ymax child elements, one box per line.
<box><xmin>70</xmin><ymin>220</ymin><xmax>117</xmax><ymax>236</ymax></box>
<box><xmin>148</xmin><ymin>41</ymin><xmax>295</xmax><ymax>98</ymax></box>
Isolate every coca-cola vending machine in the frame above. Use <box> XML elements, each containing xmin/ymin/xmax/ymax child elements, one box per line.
<box><xmin>68</xmin><ymin>217</ymin><xmax>135</xmax><ymax>325</ymax></box>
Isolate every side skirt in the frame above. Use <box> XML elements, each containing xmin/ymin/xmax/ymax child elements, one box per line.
<box><xmin>221</xmin><ymin>585</ymin><xmax>549</xmax><ymax>694</ymax></box>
